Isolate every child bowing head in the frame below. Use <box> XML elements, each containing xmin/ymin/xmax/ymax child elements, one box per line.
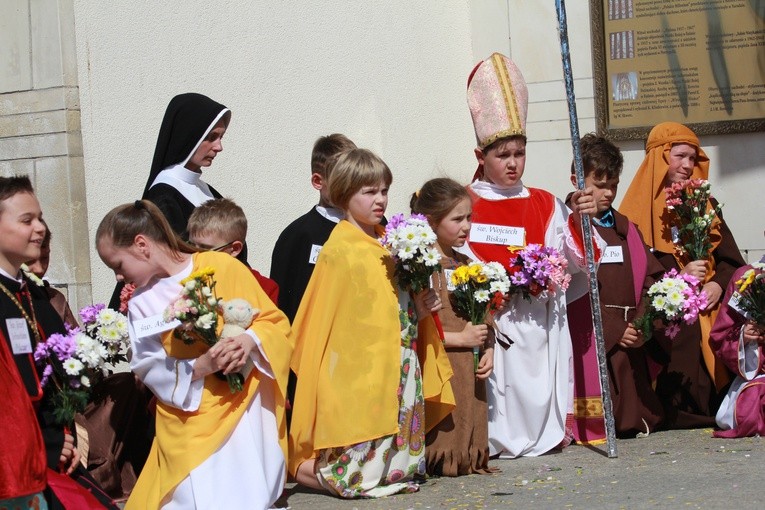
<box><xmin>96</xmin><ymin>200</ymin><xmax>291</xmax><ymax>510</ymax></box>
<box><xmin>96</xmin><ymin>200</ymin><xmax>196</xmax><ymax>289</ymax></box>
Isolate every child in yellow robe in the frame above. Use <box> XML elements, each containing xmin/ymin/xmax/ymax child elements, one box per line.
<box><xmin>96</xmin><ymin>200</ymin><xmax>291</xmax><ymax>510</ymax></box>
<box><xmin>289</xmin><ymin>148</ymin><xmax>454</xmax><ymax>498</ymax></box>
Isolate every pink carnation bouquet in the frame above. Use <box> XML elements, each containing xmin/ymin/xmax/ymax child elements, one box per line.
<box><xmin>506</xmin><ymin>244</ymin><xmax>571</xmax><ymax>301</ymax></box>
<box><xmin>633</xmin><ymin>269</ymin><xmax>708</xmax><ymax>340</ymax></box>
<box><xmin>665</xmin><ymin>178</ymin><xmax>721</xmax><ymax>261</ymax></box>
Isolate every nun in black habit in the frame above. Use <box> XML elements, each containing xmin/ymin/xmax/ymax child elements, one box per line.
<box><xmin>143</xmin><ymin>93</ymin><xmax>237</xmax><ymax>246</ymax></box>
<box><xmin>92</xmin><ymin>94</ymin><xmax>246</xmax><ymax>499</ymax></box>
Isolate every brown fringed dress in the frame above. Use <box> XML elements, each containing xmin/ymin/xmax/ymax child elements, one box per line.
<box><xmin>425</xmin><ymin>253</ymin><xmax>493</xmax><ymax>476</ymax></box>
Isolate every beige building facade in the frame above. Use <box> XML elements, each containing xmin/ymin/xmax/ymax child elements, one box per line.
<box><xmin>1</xmin><ymin>1</ymin><xmax>763</xmax><ymax>304</ymax></box>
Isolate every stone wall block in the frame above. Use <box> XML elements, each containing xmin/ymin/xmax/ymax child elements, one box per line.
<box><xmin>0</xmin><ymin>109</ymin><xmax>67</xmax><ymax>137</ymax></box>
<box><xmin>0</xmin><ymin>1</ymin><xmax>32</xmax><ymax>93</ymax></box>
<box><xmin>0</xmin><ymin>159</ymin><xmax>34</xmax><ymax>177</ymax></box>
<box><xmin>31</xmin><ymin>0</ymin><xmax>65</xmax><ymax>89</ymax></box>
<box><xmin>0</xmin><ymin>88</ymin><xmax>67</xmax><ymax>115</ymax></box>
<box><xmin>0</xmin><ymin>132</ymin><xmax>67</xmax><ymax>160</ymax></box>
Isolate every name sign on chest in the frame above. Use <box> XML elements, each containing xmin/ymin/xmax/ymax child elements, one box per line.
<box><xmin>309</xmin><ymin>244</ymin><xmax>323</xmax><ymax>265</ymax></box>
<box><xmin>470</xmin><ymin>223</ymin><xmax>525</xmax><ymax>247</ymax></box>
<box><xmin>601</xmin><ymin>245</ymin><xmax>624</xmax><ymax>264</ymax></box>
<box><xmin>7</xmin><ymin>318</ymin><xmax>33</xmax><ymax>354</ymax></box>
<box><xmin>134</xmin><ymin>314</ymin><xmax>180</xmax><ymax>338</ymax></box>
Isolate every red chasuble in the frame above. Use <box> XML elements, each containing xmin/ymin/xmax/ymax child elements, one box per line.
<box><xmin>467</xmin><ymin>187</ymin><xmax>555</xmax><ymax>268</ymax></box>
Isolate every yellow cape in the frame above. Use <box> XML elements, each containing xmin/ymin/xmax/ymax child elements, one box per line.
<box><xmin>127</xmin><ymin>251</ymin><xmax>292</xmax><ymax>509</ymax></box>
<box><xmin>288</xmin><ymin>220</ymin><xmax>454</xmax><ymax>475</ymax></box>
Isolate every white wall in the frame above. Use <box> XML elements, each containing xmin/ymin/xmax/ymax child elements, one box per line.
<box><xmin>75</xmin><ymin>1</ymin><xmax>765</xmax><ymax>302</ymax></box>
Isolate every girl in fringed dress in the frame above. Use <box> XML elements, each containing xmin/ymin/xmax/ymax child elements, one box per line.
<box><xmin>412</xmin><ymin>178</ymin><xmax>496</xmax><ymax>476</ymax></box>
<box><xmin>289</xmin><ymin>148</ymin><xmax>454</xmax><ymax>498</ymax></box>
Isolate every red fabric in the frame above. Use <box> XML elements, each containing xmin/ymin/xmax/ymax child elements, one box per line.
<box><xmin>466</xmin><ymin>187</ymin><xmax>555</xmax><ymax>271</ymax></box>
<box><xmin>46</xmin><ymin>469</ymin><xmax>106</xmax><ymax>510</ymax></box>
<box><xmin>0</xmin><ymin>331</ymin><xmax>47</xmax><ymax>500</ymax></box>
<box><xmin>566</xmin><ymin>215</ymin><xmax>602</xmax><ymax>263</ymax></box>
<box><xmin>251</xmin><ymin>269</ymin><xmax>279</xmax><ymax>306</ymax></box>
<box><xmin>713</xmin><ymin>382</ymin><xmax>765</xmax><ymax>438</ymax></box>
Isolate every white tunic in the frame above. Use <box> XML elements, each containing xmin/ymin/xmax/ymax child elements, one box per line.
<box><xmin>127</xmin><ymin>261</ymin><xmax>286</xmax><ymax>509</ymax></box>
<box><xmin>460</xmin><ymin>181</ymin><xmax>603</xmax><ymax>458</ymax></box>
<box><xmin>716</xmin><ymin>328</ymin><xmax>765</xmax><ymax>430</ymax></box>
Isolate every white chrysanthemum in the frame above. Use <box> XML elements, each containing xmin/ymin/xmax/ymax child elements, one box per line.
<box><xmin>474</xmin><ymin>289</ymin><xmax>490</xmax><ymax>303</ymax></box>
<box><xmin>490</xmin><ymin>280</ymin><xmax>510</xmax><ymax>294</ymax></box>
<box><xmin>75</xmin><ymin>332</ymin><xmax>97</xmax><ymax>351</ymax></box>
<box><xmin>63</xmin><ymin>358</ymin><xmax>84</xmax><ymax>376</ymax></box>
<box><xmin>667</xmin><ymin>289</ymin><xmax>684</xmax><ymax>307</ymax></box>
<box><xmin>664</xmin><ymin>304</ymin><xmax>679</xmax><ymax>319</ymax></box>
<box><xmin>398</xmin><ymin>244</ymin><xmax>416</xmax><ymax>260</ymax></box>
<box><xmin>652</xmin><ymin>295</ymin><xmax>667</xmax><ymax>311</ymax></box>
<box><xmin>423</xmin><ymin>248</ymin><xmax>440</xmax><ymax>267</ymax></box>
<box><xmin>401</xmin><ymin>225</ymin><xmax>419</xmax><ymax>243</ymax></box>
<box><xmin>97</xmin><ymin>308</ymin><xmax>117</xmax><ymax>325</ymax></box>
<box><xmin>98</xmin><ymin>325</ymin><xmax>122</xmax><ymax>343</ymax></box>
<box><xmin>115</xmin><ymin>316</ymin><xmax>128</xmax><ymax>336</ymax></box>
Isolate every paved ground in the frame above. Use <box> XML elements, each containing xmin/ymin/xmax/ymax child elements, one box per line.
<box><xmin>280</xmin><ymin>428</ymin><xmax>764</xmax><ymax>509</ymax></box>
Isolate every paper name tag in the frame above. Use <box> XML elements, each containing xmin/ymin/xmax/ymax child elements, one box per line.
<box><xmin>470</xmin><ymin>223</ymin><xmax>525</xmax><ymax>247</ymax></box>
<box><xmin>728</xmin><ymin>292</ymin><xmax>751</xmax><ymax>319</ymax></box>
<box><xmin>134</xmin><ymin>314</ymin><xmax>180</xmax><ymax>338</ymax></box>
<box><xmin>309</xmin><ymin>244</ymin><xmax>323</xmax><ymax>265</ymax></box>
<box><xmin>671</xmin><ymin>226</ymin><xmax>680</xmax><ymax>244</ymax></box>
<box><xmin>430</xmin><ymin>270</ymin><xmax>456</xmax><ymax>292</ymax></box>
<box><xmin>7</xmin><ymin>318</ymin><xmax>33</xmax><ymax>354</ymax></box>
<box><xmin>601</xmin><ymin>245</ymin><xmax>624</xmax><ymax>264</ymax></box>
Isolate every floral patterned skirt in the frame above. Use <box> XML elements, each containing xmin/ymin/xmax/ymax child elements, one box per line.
<box><xmin>315</xmin><ymin>343</ymin><xmax>426</xmax><ymax>498</ymax></box>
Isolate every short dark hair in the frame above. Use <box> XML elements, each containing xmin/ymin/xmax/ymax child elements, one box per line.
<box><xmin>311</xmin><ymin>134</ymin><xmax>357</xmax><ymax>178</ymax></box>
<box><xmin>571</xmin><ymin>133</ymin><xmax>623</xmax><ymax>180</ymax></box>
<box><xmin>0</xmin><ymin>175</ymin><xmax>35</xmax><ymax>215</ymax></box>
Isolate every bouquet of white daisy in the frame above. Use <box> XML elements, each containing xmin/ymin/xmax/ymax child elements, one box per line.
<box><xmin>380</xmin><ymin>213</ymin><xmax>442</xmax><ymax>292</ymax></box>
<box><xmin>79</xmin><ymin>304</ymin><xmax>130</xmax><ymax>367</ymax></box>
<box><xmin>381</xmin><ymin>213</ymin><xmax>445</xmax><ymax>338</ymax></box>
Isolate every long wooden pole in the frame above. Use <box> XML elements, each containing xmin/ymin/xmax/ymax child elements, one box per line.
<box><xmin>554</xmin><ymin>0</ymin><xmax>618</xmax><ymax>458</ymax></box>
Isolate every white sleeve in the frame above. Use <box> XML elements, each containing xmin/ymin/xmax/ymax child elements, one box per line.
<box><xmin>244</xmin><ymin>330</ymin><xmax>275</xmax><ymax>380</ymax></box>
<box><xmin>128</xmin><ymin>319</ymin><xmax>204</xmax><ymax>411</ymax></box>
<box><xmin>738</xmin><ymin>327</ymin><xmax>762</xmax><ymax>381</ymax></box>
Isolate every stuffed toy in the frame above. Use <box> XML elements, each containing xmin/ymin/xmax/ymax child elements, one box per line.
<box><xmin>220</xmin><ymin>298</ymin><xmax>259</xmax><ymax>338</ymax></box>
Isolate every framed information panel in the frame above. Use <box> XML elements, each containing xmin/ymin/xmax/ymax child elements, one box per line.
<box><xmin>591</xmin><ymin>0</ymin><xmax>765</xmax><ymax>139</ymax></box>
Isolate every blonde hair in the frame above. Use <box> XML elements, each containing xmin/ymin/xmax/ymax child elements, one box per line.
<box><xmin>96</xmin><ymin>200</ymin><xmax>196</xmax><ymax>256</ymax></box>
<box><xmin>187</xmin><ymin>198</ymin><xmax>247</xmax><ymax>243</ymax></box>
<box><xmin>328</xmin><ymin>148</ymin><xmax>392</xmax><ymax>210</ymax></box>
